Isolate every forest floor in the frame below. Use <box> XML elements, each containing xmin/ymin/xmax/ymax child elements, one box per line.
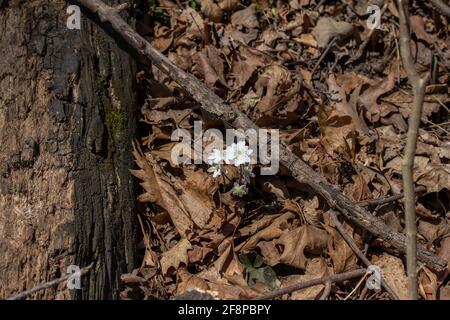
<box><xmin>120</xmin><ymin>0</ymin><xmax>450</xmax><ymax>300</ymax></box>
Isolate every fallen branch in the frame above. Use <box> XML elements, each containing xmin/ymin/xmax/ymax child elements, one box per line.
<box><xmin>69</xmin><ymin>0</ymin><xmax>447</xmax><ymax>273</ymax></box>
<box><xmin>429</xmin><ymin>0</ymin><xmax>450</xmax><ymax>17</ymax></box>
<box><xmin>397</xmin><ymin>0</ymin><xmax>430</xmax><ymax>300</ymax></box>
<box><xmin>253</xmin><ymin>269</ymin><xmax>367</xmax><ymax>300</ymax></box>
<box><xmin>8</xmin><ymin>263</ymin><xmax>93</xmax><ymax>300</ymax></box>
<box><xmin>328</xmin><ymin>211</ymin><xmax>400</xmax><ymax>300</ymax></box>
<box><xmin>311</xmin><ymin>37</ymin><xmax>337</xmax><ymax>75</ymax></box>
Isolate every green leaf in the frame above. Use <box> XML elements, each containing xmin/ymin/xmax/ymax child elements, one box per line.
<box><xmin>250</xmin><ymin>266</ymin><xmax>277</xmax><ymax>291</ymax></box>
<box><xmin>238</xmin><ymin>253</ymin><xmax>253</xmax><ymax>269</ymax></box>
<box><xmin>253</xmin><ymin>254</ymin><xmax>265</xmax><ymax>268</ymax></box>
<box><xmin>189</xmin><ymin>0</ymin><xmax>197</xmax><ymax>10</ymax></box>
<box><xmin>238</xmin><ymin>253</ymin><xmax>277</xmax><ymax>290</ymax></box>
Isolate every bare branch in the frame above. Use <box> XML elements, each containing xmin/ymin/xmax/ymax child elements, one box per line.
<box><xmin>357</xmin><ymin>186</ymin><xmax>426</xmax><ymax>207</ymax></box>
<box><xmin>396</xmin><ymin>0</ymin><xmax>430</xmax><ymax>300</ymax></box>
<box><xmin>8</xmin><ymin>263</ymin><xmax>93</xmax><ymax>300</ymax></box>
<box><xmin>253</xmin><ymin>269</ymin><xmax>367</xmax><ymax>300</ymax></box>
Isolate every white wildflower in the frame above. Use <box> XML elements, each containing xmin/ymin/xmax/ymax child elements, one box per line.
<box><xmin>207</xmin><ymin>148</ymin><xmax>226</xmax><ymax>165</ymax></box>
<box><xmin>225</xmin><ymin>141</ymin><xmax>253</xmax><ymax>166</ymax></box>
<box><xmin>242</xmin><ymin>166</ymin><xmax>255</xmax><ymax>183</ymax></box>
<box><xmin>232</xmin><ymin>182</ymin><xmax>248</xmax><ymax>197</ymax></box>
<box><xmin>207</xmin><ymin>165</ymin><xmax>222</xmax><ymax>178</ymax></box>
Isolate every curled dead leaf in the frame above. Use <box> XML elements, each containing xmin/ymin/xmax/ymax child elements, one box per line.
<box><xmin>255</xmin><ymin>64</ymin><xmax>292</xmax><ymax>114</ymax></box>
<box><xmin>257</xmin><ymin>241</ymin><xmax>281</xmax><ymax>266</ymax></box>
<box><xmin>131</xmin><ymin>145</ymin><xmax>217</xmax><ymax>236</ymax></box>
<box><xmin>410</xmin><ymin>15</ymin><xmax>437</xmax><ymax>44</ymax></box>
<box><xmin>358</xmin><ymin>68</ymin><xmax>397</xmax><ymax>123</ymax></box>
<box><xmin>195</xmin><ymin>269</ymin><xmax>260</xmax><ymax>299</ymax></box>
<box><xmin>201</xmin><ymin>0</ymin><xmax>223</xmax><ymax>22</ymax></box>
<box><xmin>178</xmin><ymin>8</ymin><xmax>205</xmax><ymax>40</ymax></box>
<box><xmin>279</xmin><ymin>258</ymin><xmax>328</xmax><ymax>300</ymax></box>
<box><xmin>197</xmin><ymin>45</ymin><xmax>227</xmax><ymax>88</ymax></box>
<box><xmin>238</xmin><ymin>212</ymin><xmax>295</xmax><ymax>252</ymax></box>
<box><xmin>312</xmin><ymin>17</ymin><xmax>353</xmax><ymax>48</ymax></box>
<box><xmin>385</xmin><ymin>155</ymin><xmax>450</xmax><ymax>193</ymax></box>
<box><xmin>178</xmin><ymin>169</ymin><xmax>218</xmax><ymax>228</ymax></box>
<box><xmin>151</xmin><ymin>25</ymin><xmax>174</xmax><ymax>52</ymax></box>
<box><xmin>214</xmin><ymin>238</ymin><xmax>244</xmax><ymax>277</ymax></box>
<box><xmin>276</xmin><ymin>225</ymin><xmax>328</xmax><ymax>270</ymax></box>
<box><xmin>303</xmin><ymin>196</ymin><xmax>323</xmax><ymax>227</ymax></box>
<box><xmin>325</xmin><ymin>215</ymin><xmax>361</xmax><ymax>273</ymax></box>
<box><xmin>419</xmin><ymin>267</ymin><xmax>439</xmax><ymax>300</ymax></box>
<box><xmin>328</xmin><ymin>74</ymin><xmax>370</xmax><ymax>135</ymax></box>
<box><xmin>161</xmin><ymin>238</ymin><xmax>193</xmax><ymax>274</ymax></box>
<box><xmin>231</xmin><ymin>4</ymin><xmax>259</xmax><ymax>29</ymax></box>
<box><xmin>318</xmin><ymin>107</ymin><xmax>355</xmax><ymax>157</ymax></box>
<box><xmin>418</xmin><ymin>220</ymin><xmax>448</xmax><ymax>244</ymax></box>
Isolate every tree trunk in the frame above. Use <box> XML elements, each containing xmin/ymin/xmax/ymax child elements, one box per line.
<box><xmin>0</xmin><ymin>0</ymin><xmax>137</xmax><ymax>299</ymax></box>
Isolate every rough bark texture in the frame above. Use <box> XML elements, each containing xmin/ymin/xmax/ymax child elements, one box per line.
<box><xmin>0</xmin><ymin>0</ymin><xmax>137</xmax><ymax>299</ymax></box>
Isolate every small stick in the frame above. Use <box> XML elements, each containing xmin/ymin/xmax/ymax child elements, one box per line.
<box><xmin>344</xmin><ymin>272</ymin><xmax>369</xmax><ymax>300</ymax></box>
<box><xmin>329</xmin><ymin>211</ymin><xmax>400</xmax><ymax>300</ymax></box>
<box><xmin>311</xmin><ymin>37</ymin><xmax>337</xmax><ymax>76</ymax></box>
<box><xmin>8</xmin><ymin>263</ymin><xmax>94</xmax><ymax>300</ymax></box>
<box><xmin>359</xmin><ymin>285</ymin><xmax>369</xmax><ymax>300</ymax></box>
<box><xmin>319</xmin><ymin>280</ymin><xmax>332</xmax><ymax>300</ymax></box>
<box><xmin>253</xmin><ymin>269</ymin><xmax>367</xmax><ymax>300</ymax></box>
<box><xmin>357</xmin><ymin>186</ymin><xmax>426</xmax><ymax>207</ymax></box>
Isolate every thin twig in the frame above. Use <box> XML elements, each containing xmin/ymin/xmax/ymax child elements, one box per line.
<box><xmin>7</xmin><ymin>263</ymin><xmax>94</xmax><ymax>300</ymax></box>
<box><xmin>253</xmin><ymin>269</ymin><xmax>367</xmax><ymax>300</ymax></box>
<box><xmin>424</xmin><ymin>118</ymin><xmax>450</xmax><ymax>134</ymax></box>
<box><xmin>431</xmin><ymin>95</ymin><xmax>450</xmax><ymax>115</ymax></box>
<box><xmin>319</xmin><ymin>280</ymin><xmax>332</xmax><ymax>300</ymax></box>
<box><xmin>397</xmin><ymin>0</ymin><xmax>430</xmax><ymax>300</ymax></box>
<box><xmin>344</xmin><ymin>272</ymin><xmax>369</xmax><ymax>300</ymax></box>
<box><xmin>311</xmin><ymin>37</ymin><xmax>337</xmax><ymax>75</ymax></box>
<box><xmin>359</xmin><ymin>285</ymin><xmax>369</xmax><ymax>300</ymax></box>
<box><xmin>357</xmin><ymin>186</ymin><xmax>426</xmax><ymax>207</ymax></box>
<box><xmin>329</xmin><ymin>211</ymin><xmax>400</xmax><ymax>300</ymax></box>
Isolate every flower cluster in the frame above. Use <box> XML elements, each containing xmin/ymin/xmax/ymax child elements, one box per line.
<box><xmin>207</xmin><ymin>141</ymin><xmax>255</xmax><ymax>197</ymax></box>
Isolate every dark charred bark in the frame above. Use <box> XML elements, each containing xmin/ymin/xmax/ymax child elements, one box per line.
<box><xmin>0</xmin><ymin>0</ymin><xmax>137</xmax><ymax>299</ymax></box>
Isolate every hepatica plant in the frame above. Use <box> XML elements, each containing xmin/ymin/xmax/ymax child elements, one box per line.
<box><xmin>207</xmin><ymin>141</ymin><xmax>255</xmax><ymax>197</ymax></box>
